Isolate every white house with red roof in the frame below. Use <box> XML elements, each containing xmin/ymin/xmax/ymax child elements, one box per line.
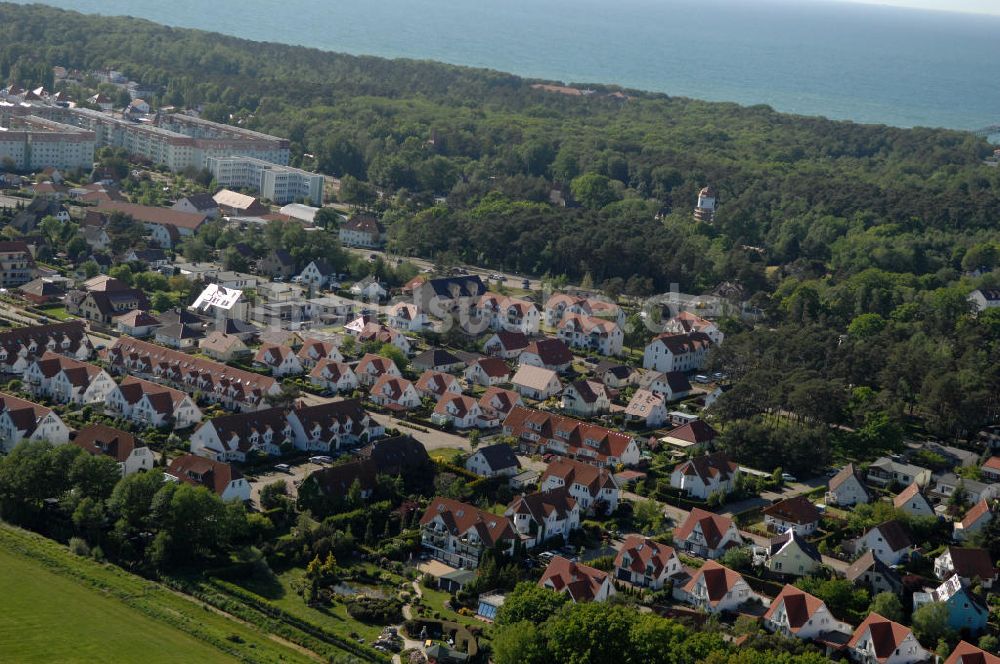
<box><xmin>308</xmin><ymin>360</ymin><xmax>359</xmax><ymax>394</ymax></box>
<box><xmin>762</xmin><ymin>496</ymin><xmax>822</xmax><ymax>536</ymax></box>
<box><xmin>670</xmin><ymin>452</ymin><xmax>740</xmax><ymax>500</ymax></box>
<box><xmin>72</xmin><ymin>424</ymin><xmax>154</xmax><ymax>476</ymax></box>
<box><xmin>419</xmin><ymin>497</ymin><xmax>517</xmax><ymax>568</ymax></box>
<box><xmin>544</xmin><ymin>293</ymin><xmax>625</xmax><ymax>328</ymax></box>
<box><xmin>433</xmin><ymin>393</ymin><xmax>494</xmax><ymax>429</ymax></box>
<box><xmin>253</xmin><ymin>343</ymin><xmax>304</xmax><ymax>377</ymax></box>
<box><xmin>23</xmin><ymin>351</ymin><xmax>116</xmax><ymax>405</ymax></box>
<box><xmin>560</xmin><ymin>379</ymin><xmax>611</xmax><ymax>417</ymax></box>
<box><xmin>660</xmin><ymin>420</ymin><xmax>719</xmax><ymax>453</ymax></box>
<box><xmin>678</xmin><ymin>560</ymin><xmax>763</xmax><ymax>614</ymax></box>
<box><xmin>484</xmin><ymin>331</ymin><xmax>530</xmax><ymax>359</ymax></box>
<box><xmin>519</xmin><ymin>338</ymin><xmax>574</xmax><ymax>373</ymax></box>
<box><xmin>556</xmin><ymin>313</ymin><xmax>623</xmax><ymax>356</ymax></box>
<box><xmin>165</xmin><ymin>454</ymin><xmax>250</xmax><ymax>502</ymax></box>
<box><xmin>0</xmin><ymin>392</ymin><xmax>70</xmax><ymax>452</ymax></box>
<box><xmin>415</xmin><ymin>370</ymin><xmax>463</xmax><ymax>400</ymax></box>
<box><xmin>106</xmin><ymin>376</ymin><xmax>202</xmax><ymax>429</ymax></box>
<box><xmin>540</xmin><ymin>457</ymin><xmax>620</xmax><ymax>514</ymax></box>
<box><xmin>370</xmin><ymin>375</ymin><xmax>420</xmax><ymax>411</ymax></box>
<box><xmin>613</xmin><ymin>536</ymin><xmax>682</xmax><ymax>589</ymax></box>
<box><xmin>355</xmin><ymin>353</ymin><xmax>402</xmax><ymax>387</ymax></box>
<box><xmin>893</xmin><ymin>482</ymin><xmax>935</xmax><ymax>518</ymax></box>
<box><xmin>826</xmin><ymin>463</ymin><xmax>872</xmax><ymax>507</ymax></box>
<box><xmin>539</xmin><ymin>556</ymin><xmax>615</xmax><ymax>603</ymax></box>
<box><xmin>854</xmin><ymin>520</ymin><xmax>914</xmax><ymax>566</ymax></box>
<box><xmin>847</xmin><ymin>613</ymin><xmax>929</xmax><ymax>664</ymax></box>
<box><xmin>476</xmin><ymin>294</ymin><xmax>540</xmax><ymax>335</ymax></box>
<box><xmin>463</xmin><ymin>357</ymin><xmax>512</xmax><ymax>387</ymax></box>
<box><xmin>478</xmin><ymin>387</ymin><xmax>523</xmax><ymax>420</ymax></box>
<box><xmin>673</xmin><ymin>508</ymin><xmax>743</xmax><ymax>559</ymax></box>
<box><xmin>642</xmin><ymin>332</ymin><xmax>713</xmax><ymax>373</ymax></box>
<box><xmin>503</xmin><ymin>406</ymin><xmax>641</xmax><ymax>467</ymax></box>
<box><xmin>764</xmin><ymin>584</ymin><xmax>850</xmax><ymax>642</ymax></box>
<box><xmin>386</xmin><ymin>302</ymin><xmax>430</xmax><ymax>332</ymax></box>
<box><xmin>946</xmin><ymin>641</ymin><xmax>1000</xmax><ymax>664</ymax></box>
<box><xmin>663</xmin><ymin>311</ymin><xmax>724</xmax><ymax>345</ymax></box>
<box><xmin>955</xmin><ymin>499</ymin><xmax>993</xmax><ymax>542</ymax></box>
<box><xmin>296</xmin><ymin>339</ymin><xmax>343</xmax><ymax>369</ymax></box>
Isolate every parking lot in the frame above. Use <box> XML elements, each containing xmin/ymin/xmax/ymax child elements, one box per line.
<box><xmin>248</xmin><ymin>459</ymin><xmax>328</xmax><ymax>506</ymax></box>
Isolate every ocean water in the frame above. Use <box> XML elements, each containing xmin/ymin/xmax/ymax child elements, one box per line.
<box><xmin>11</xmin><ymin>0</ymin><xmax>1000</xmax><ymax>130</ymax></box>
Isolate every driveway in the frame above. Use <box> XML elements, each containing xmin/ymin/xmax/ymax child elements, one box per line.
<box><xmin>248</xmin><ymin>460</ymin><xmax>326</xmax><ymax>507</ymax></box>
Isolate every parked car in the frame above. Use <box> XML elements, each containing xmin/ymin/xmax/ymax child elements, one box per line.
<box><xmin>275</xmin><ymin>463</ymin><xmax>292</xmax><ymax>473</ymax></box>
<box><xmin>780</xmin><ymin>472</ymin><xmax>797</xmax><ymax>482</ymax></box>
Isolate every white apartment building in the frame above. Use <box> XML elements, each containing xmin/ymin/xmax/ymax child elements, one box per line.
<box><xmin>207</xmin><ymin>156</ymin><xmax>323</xmax><ymax>205</ymax></box>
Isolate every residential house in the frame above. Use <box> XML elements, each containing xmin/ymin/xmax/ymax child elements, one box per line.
<box><xmin>287</xmin><ymin>400</ymin><xmax>383</xmax><ymax>453</ymax></box>
<box><xmin>0</xmin><ymin>392</ymin><xmax>71</xmax><ymax>452</ymax></box>
<box><xmin>213</xmin><ymin>189</ymin><xmax>267</xmax><ymax>216</ymax></box>
<box><xmin>412</xmin><ymin>348</ymin><xmax>465</xmax><ymax>374</ymax></box>
<box><xmin>539</xmin><ymin>457</ymin><xmax>620</xmax><ymax>514</ymax></box>
<box><xmin>845</xmin><ymin>551</ymin><xmax>904</xmax><ymax>596</ymax></box>
<box><xmin>172</xmin><ymin>192</ymin><xmax>220</xmax><ymax>218</ymax></box>
<box><xmin>503</xmin><ymin>406</ymin><xmax>641</xmax><ymax>467</ymax></box>
<box><xmin>465</xmin><ymin>444</ymin><xmax>521</xmax><ymax>478</ymax></box>
<box><xmin>613</xmin><ymin>536</ymin><xmax>682</xmax><ymax>590</ymax></box>
<box><xmin>945</xmin><ymin>642</ymin><xmax>1000</xmax><ymax>664</ymax></box>
<box><xmin>511</xmin><ymin>365</ymin><xmax>562</xmax><ymax>401</ymax></box>
<box><xmin>258</xmin><ymin>249</ymin><xmax>296</xmax><ymax>278</ymax></box>
<box><xmin>298</xmin><ymin>259</ymin><xmax>339</xmax><ymax>290</ymax></box>
<box><xmin>464</xmin><ymin>357</ymin><xmax>511</xmax><ymax>387</ymax></box>
<box><xmin>370</xmin><ymin>375</ymin><xmax>420</xmax><ymax>411</ymax></box>
<box><xmin>412</xmin><ymin>276</ymin><xmax>487</xmax><ymax>317</ymax></box>
<box><xmin>519</xmin><ymin>338</ymin><xmax>574</xmax><ymax>373</ymax></box>
<box><xmin>253</xmin><ymin>343</ymin><xmax>304</xmax><ymax>377</ymax></box>
<box><xmin>678</xmin><ymin>561</ymin><xmax>762</xmax><ymax>614</ymax></box>
<box><xmin>475</xmin><ymin>294</ymin><xmax>541</xmax><ymax>335</ymax></box>
<box><xmin>763</xmin><ymin>496</ymin><xmax>822</xmax><ymax>536</ymax></box>
<box><xmin>596</xmin><ymin>361</ymin><xmax>637</xmax><ymax>389</ymax></box>
<box><xmin>933</xmin><ymin>474</ymin><xmax>1000</xmax><ymax>506</ymax></box>
<box><xmin>199</xmin><ymin>331</ymin><xmax>250</xmax><ymax>362</ymax></box>
<box><xmin>107</xmin><ymin>376</ymin><xmax>203</xmax><ymax>429</ymax></box>
<box><xmin>415</xmin><ymin>370</ymin><xmax>462</xmax><ymax>401</ymax></box>
<box><xmin>354</xmin><ymin>322</ymin><xmax>412</xmax><ymax>355</ymax></box>
<box><xmin>934</xmin><ymin>547</ymin><xmax>997</xmax><ymax>589</ymax></box>
<box><xmin>762</xmin><ymin>529</ymin><xmax>822</xmax><ymax>577</ymax></box>
<box><xmin>189</xmin><ymin>283</ymin><xmax>249</xmax><ymax>323</ymax></box>
<box><xmin>125</xmin><ymin>248</ymin><xmax>168</xmax><ymax>269</ymax></box>
<box><xmin>854</xmin><ymin>520</ymin><xmax>913</xmax><ymax>566</ymax></box>
<box><xmin>505</xmin><ymin>487</ymin><xmax>579</xmax><ymax>547</ymax></box>
<box><xmin>764</xmin><ymin>584</ymin><xmax>851</xmax><ymax>645</ymax></box>
<box><xmin>309</xmin><ymin>360</ymin><xmax>359</xmax><ymax>394</ymax></box>
<box><xmin>112</xmin><ymin>310</ymin><xmax>162</xmax><ymax>338</ymax></box>
<box><xmin>969</xmin><ymin>289</ymin><xmax>1000</xmax><ymax>312</ymax></box>
<box><xmin>189</xmin><ymin>406</ymin><xmax>291</xmax><ymax>460</ymax></box>
<box><xmin>70</xmin><ymin>287</ymin><xmax>150</xmax><ymax>325</ymax></box>
<box><xmin>893</xmin><ymin>483</ymin><xmax>935</xmax><ymax>518</ymax></box>
<box><xmin>660</xmin><ymin>420</ymin><xmax>719</xmax><ymax>453</ymax></box>
<box><xmin>673</xmin><ymin>509</ymin><xmax>743</xmax><ymax>559</ymax></box>
<box><xmin>354</xmin><ymin>353</ymin><xmax>401</xmax><ymax>387</ymax></box>
<box><xmin>670</xmin><ymin>453</ymin><xmax>740</xmax><ymax>501</ymax></box>
<box><xmin>624</xmin><ymin>389</ymin><xmax>669</xmax><ymax>428</ymax></box>
<box><xmin>478</xmin><ymin>387</ymin><xmax>523</xmax><ymax>421</ymax></box>
<box><xmin>154</xmin><ymin>321</ymin><xmax>203</xmax><ymax>350</ymax></box>
<box><xmin>663</xmin><ymin>311</ymin><xmax>725</xmax><ymax>345</ymax></box>
<box><xmin>95</xmin><ymin>201</ymin><xmax>207</xmax><ymax>248</ymax></box>
<box><xmin>913</xmin><ymin>575</ymin><xmax>989</xmax><ymax>635</ymax></box>
<box><xmin>349</xmin><ymin>276</ymin><xmax>386</xmax><ymax>301</ymax></box>
<box><xmin>866</xmin><ymin>457</ymin><xmax>932</xmax><ymax>489</ymax></box>
<box><xmin>543</xmin><ymin>293</ymin><xmax>625</xmax><ymax>328</ymax></box>
<box><xmin>105</xmin><ymin>337</ymin><xmax>280</xmax><ymax>411</ymax></box>
<box><xmin>847</xmin><ymin>613</ymin><xmax>930</xmax><ymax>664</ymax></box>
<box><xmin>386</xmin><ymin>302</ymin><xmax>430</xmax><ymax>332</ymax></box>
<box><xmin>642</xmin><ymin>332</ymin><xmax>713</xmax><ymax>373</ymax></box>
<box><xmin>18</xmin><ymin>277</ymin><xmax>65</xmax><ymax>304</ymax></box>
<box><xmin>556</xmin><ymin>313</ymin><xmax>623</xmax><ymax>356</ymax></box>
<box><xmin>0</xmin><ymin>321</ymin><xmax>93</xmax><ymax>375</ymax></box>
<box><xmin>981</xmin><ymin>456</ymin><xmax>1000</xmax><ymax>483</ymax></box>
<box><xmin>955</xmin><ymin>500</ymin><xmax>993</xmax><ymax>542</ymax></box>
<box><xmin>637</xmin><ymin>370</ymin><xmax>693</xmax><ymax>402</ymax></box>
<box><xmin>72</xmin><ymin>424</ymin><xmax>154</xmax><ymax>476</ymax></box>
<box><xmin>560</xmin><ymin>380</ymin><xmax>611</xmax><ymax>417</ymax></box>
<box><xmin>22</xmin><ymin>352</ymin><xmax>116</xmax><ymax>405</ymax></box>
<box><xmin>433</xmin><ymin>394</ymin><xmax>494</xmax><ymax>429</ymax></box>
<box><xmin>826</xmin><ymin>463</ymin><xmax>872</xmax><ymax>507</ymax></box>
<box><xmin>483</xmin><ymin>331</ymin><xmax>530</xmax><ymax>359</ymax></box>
<box><xmin>165</xmin><ymin>454</ymin><xmax>250</xmax><ymax>502</ymax></box>
<box><xmin>539</xmin><ymin>557</ymin><xmax>615</xmax><ymax>603</ymax></box>
<box><xmin>296</xmin><ymin>339</ymin><xmax>343</xmax><ymax>369</ymax></box>
<box><xmin>419</xmin><ymin>497</ymin><xmax>517</xmax><ymax>569</ymax></box>
<box><xmin>339</xmin><ymin>214</ymin><xmax>384</xmax><ymax>248</ymax></box>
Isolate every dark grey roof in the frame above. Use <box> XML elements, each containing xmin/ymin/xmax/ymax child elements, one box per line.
<box><xmin>413</xmin><ymin>348</ymin><xmax>463</xmax><ymax>368</ymax></box>
<box><xmin>474</xmin><ymin>444</ymin><xmax>521</xmax><ymax>472</ymax></box>
<box><xmin>179</xmin><ymin>192</ymin><xmax>218</xmax><ymax>211</ymax></box>
<box><xmin>768</xmin><ymin>529</ymin><xmax>821</xmax><ymax>562</ymax></box>
<box><xmin>425</xmin><ymin>275</ymin><xmax>486</xmax><ymax>299</ymax></box>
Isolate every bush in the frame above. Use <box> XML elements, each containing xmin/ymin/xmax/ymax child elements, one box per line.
<box><xmin>68</xmin><ymin>537</ymin><xmax>90</xmax><ymax>557</ymax></box>
<box><xmin>346</xmin><ymin>596</ymin><xmax>403</xmax><ymax>624</ymax></box>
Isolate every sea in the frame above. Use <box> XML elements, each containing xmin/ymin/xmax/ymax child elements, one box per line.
<box><xmin>10</xmin><ymin>0</ymin><xmax>1000</xmax><ymax>131</ymax></box>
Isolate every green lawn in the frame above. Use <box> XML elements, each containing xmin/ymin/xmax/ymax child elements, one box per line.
<box><xmin>38</xmin><ymin>306</ymin><xmax>73</xmax><ymax>321</ymax></box>
<box><xmin>0</xmin><ymin>525</ymin><xmax>313</xmax><ymax>664</ymax></box>
<box><xmin>429</xmin><ymin>448</ymin><xmax>465</xmax><ymax>463</ymax></box>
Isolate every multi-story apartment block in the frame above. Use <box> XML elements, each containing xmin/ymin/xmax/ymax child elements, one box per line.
<box><xmin>0</xmin><ymin>241</ymin><xmax>37</xmax><ymax>288</ymax></box>
<box><xmin>206</xmin><ymin>156</ymin><xmax>323</xmax><ymax>205</ymax></box>
<box><xmin>0</xmin><ymin>114</ymin><xmax>95</xmax><ymax>170</ymax></box>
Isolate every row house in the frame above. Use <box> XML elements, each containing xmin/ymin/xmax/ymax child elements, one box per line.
<box><xmin>107</xmin><ymin>376</ymin><xmax>203</xmax><ymax>429</ymax></box>
<box><xmin>308</xmin><ymin>359</ymin><xmax>360</xmax><ymax>394</ymax></box>
<box><xmin>475</xmin><ymin>294</ymin><xmax>541</xmax><ymax>335</ymax></box>
<box><xmin>503</xmin><ymin>406</ymin><xmax>641</xmax><ymax>467</ymax></box>
<box><xmin>540</xmin><ymin>457</ymin><xmax>620</xmax><ymax>514</ymax></box>
<box><xmin>191</xmin><ymin>399</ymin><xmax>382</xmax><ymax>461</ymax></box>
<box><xmin>0</xmin><ymin>321</ymin><xmax>93</xmax><ymax>375</ymax></box>
<box><xmin>0</xmin><ymin>392</ymin><xmax>71</xmax><ymax>452</ymax></box>
<box><xmin>165</xmin><ymin>454</ymin><xmax>251</xmax><ymax>502</ymax></box>
<box><xmin>544</xmin><ymin>293</ymin><xmax>625</xmax><ymax>328</ymax></box>
<box><xmin>677</xmin><ymin>560</ymin><xmax>763</xmax><ymax>614</ymax></box>
<box><xmin>763</xmin><ymin>584</ymin><xmax>851</xmax><ymax>644</ymax></box>
<box><xmin>505</xmin><ymin>487</ymin><xmax>580</xmax><ymax>547</ymax></box>
<box><xmin>23</xmin><ymin>351</ymin><xmax>116</xmax><ymax>405</ymax></box>
<box><xmin>556</xmin><ymin>313</ymin><xmax>624</xmax><ymax>356</ymax></box>
<box><xmin>560</xmin><ymin>379</ymin><xmax>611</xmax><ymax>418</ymax></box>
<box><xmin>371</xmin><ymin>375</ymin><xmax>421</xmax><ymax>411</ymax></box>
<box><xmin>539</xmin><ymin>557</ymin><xmax>615</xmax><ymax>603</ymax></box>
<box><xmin>419</xmin><ymin>497</ymin><xmax>517</xmax><ymax>569</ymax></box>
<box><xmin>673</xmin><ymin>508</ymin><xmax>743</xmax><ymax>559</ymax></box>
<box><xmin>412</xmin><ymin>276</ymin><xmax>487</xmax><ymax>318</ymax></box>
<box><xmin>670</xmin><ymin>453</ymin><xmax>740</xmax><ymax>501</ymax></box>
<box><xmin>253</xmin><ymin>343</ymin><xmax>304</xmax><ymax>377</ymax></box>
<box><xmin>642</xmin><ymin>332</ymin><xmax>713</xmax><ymax>373</ymax></box>
<box><xmin>106</xmin><ymin>338</ymin><xmax>281</xmax><ymax>412</ymax></box>
<box><xmin>613</xmin><ymin>536</ymin><xmax>682</xmax><ymax>590</ymax></box>
<box><xmin>71</xmin><ymin>424</ymin><xmax>154</xmax><ymax>476</ymax></box>
<box><xmin>355</xmin><ymin>353</ymin><xmax>402</xmax><ymax>387</ymax></box>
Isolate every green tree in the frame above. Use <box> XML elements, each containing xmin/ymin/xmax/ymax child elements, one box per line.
<box><xmin>868</xmin><ymin>592</ymin><xmax>904</xmax><ymax>623</ymax></box>
<box><xmin>494</xmin><ymin>582</ymin><xmax>568</xmax><ymax>626</ymax></box>
<box><xmin>911</xmin><ymin>602</ymin><xmax>955</xmax><ymax>647</ymax></box>
<box><xmin>570</xmin><ymin>173</ymin><xmax>621</xmax><ymax>210</ymax></box>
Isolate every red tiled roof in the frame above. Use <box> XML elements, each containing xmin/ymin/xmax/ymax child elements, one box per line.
<box><xmin>665</xmin><ymin>420</ymin><xmax>718</xmax><ymax>444</ymax></box>
<box><xmin>674</xmin><ymin>452</ymin><xmax>738</xmax><ymax>485</ymax></box>
<box><xmin>167</xmin><ymin>454</ymin><xmax>243</xmax><ymax>497</ymax></box>
<box><xmin>72</xmin><ymin>424</ymin><xmax>138</xmax><ymax>463</ymax></box>
<box><xmin>538</xmin><ymin>556</ymin><xmax>609</xmax><ymax>603</ymax></box>
<box><xmin>95</xmin><ymin>200</ymin><xmax>208</xmax><ymax>230</ymax></box>
<box><xmin>681</xmin><ymin>560</ymin><xmax>745</xmax><ymax>606</ymax></box>
<box><xmin>419</xmin><ymin>497</ymin><xmax>515</xmax><ymax>548</ymax></box>
<box><xmin>522</xmin><ymin>338</ymin><xmax>573</xmax><ymax>366</ymax></box>
<box><xmin>674</xmin><ymin>508</ymin><xmax>736</xmax><ymax>551</ymax></box>
<box><xmin>847</xmin><ymin>613</ymin><xmax>916</xmax><ymax>662</ymax></box>
<box><xmin>962</xmin><ymin>499</ymin><xmax>993</xmax><ymax>529</ymax></box>
<box><xmin>540</xmin><ymin>457</ymin><xmax>617</xmax><ymax>500</ymax></box>
<box><xmin>763</xmin><ymin>584</ymin><xmax>826</xmax><ymax>633</ymax></box>
<box><xmin>614</xmin><ymin>535</ymin><xmax>676</xmax><ymax>578</ymax></box>
<box><xmin>945</xmin><ymin>641</ymin><xmax>1000</xmax><ymax>664</ymax></box>
<box><xmin>943</xmin><ymin>547</ymin><xmax>997</xmax><ymax>582</ymax></box>
<box><xmin>762</xmin><ymin>495</ymin><xmax>822</xmax><ymax>526</ymax></box>
<box><xmin>503</xmin><ymin>405</ymin><xmax>635</xmax><ymax>464</ymax></box>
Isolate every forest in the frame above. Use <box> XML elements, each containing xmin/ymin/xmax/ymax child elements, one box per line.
<box><xmin>1</xmin><ymin>1</ymin><xmax>999</xmax><ymax>446</ymax></box>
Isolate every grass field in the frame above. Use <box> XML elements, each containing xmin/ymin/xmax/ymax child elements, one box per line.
<box><xmin>0</xmin><ymin>525</ymin><xmax>314</xmax><ymax>664</ymax></box>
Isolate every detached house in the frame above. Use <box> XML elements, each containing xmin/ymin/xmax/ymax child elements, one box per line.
<box><xmin>673</xmin><ymin>509</ymin><xmax>743</xmax><ymax>559</ymax></box>
<box><xmin>624</xmin><ymin>389</ymin><xmax>669</xmax><ymax>428</ymax></box>
<box><xmin>370</xmin><ymin>375</ymin><xmax>420</xmax><ymax>411</ymax></box>
<box><xmin>419</xmin><ymin>497</ymin><xmax>517</xmax><ymax>568</ymax></box>
<box><xmin>339</xmin><ymin>214</ymin><xmax>384</xmax><ymax>248</ymax></box>
<box><xmin>0</xmin><ymin>392</ymin><xmax>71</xmax><ymax>452</ymax></box>
<box><xmin>253</xmin><ymin>343</ymin><xmax>305</xmax><ymax>377</ymax></box>
<box><xmin>355</xmin><ymin>353</ymin><xmax>401</xmax><ymax>387</ymax></box>
<box><xmin>298</xmin><ymin>259</ymin><xmax>339</xmax><ymax>290</ymax></box>
<box><xmin>386</xmin><ymin>302</ymin><xmax>430</xmax><ymax>332</ymax></box>
<box><xmin>539</xmin><ymin>557</ymin><xmax>615</xmax><ymax>603</ymax></box>
<box><xmin>854</xmin><ymin>520</ymin><xmax>913</xmax><ymax>566</ymax></box>
<box><xmin>415</xmin><ymin>370</ymin><xmax>463</xmax><ymax>400</ymax></box>
<box><xmin>642</xmin><ymin>332</ymin><xmax>713</xmax><ymax>373</ymax></box>
<box><xmin>762</xmin><ymin>529</ymin><xmax>822</xmax><ymax>577</ymax></box>
<box><xmin>107</xmin><ymin>376</ymin><xmax>203</xmax><ymax>429</ymax></box>
<box><xmin>258</xmin><ymin>249</ymin><xmax>296</xmax><ymax>278</ymax></box>
<box><xmin>637</xmin><ymin>370</ymin><xmax>692</xmax><ymax>402</ymax></box>
<box><xmin>199</xmin><ymin>331</ymin><xmax>250</xmax><ymax>362</ymax></box>
<box><xmin>511</xmin><ymin>365</ymin><xmax>562</xmax><ymax>401</ymax></box>
<box><xmin>893</xmin><ymin>482</ymin><xmax>935</xmax><ymax>518</ymax></box>
<box><xmin>670</xmin><ymin>452</ymin><xmax>740</xmax><ymax>500</ymax></box>
<box><xmin>847</xmin><ymin>613</ymin><xmax>930</xmax><ymax>664</ymax></box>
<box><xmin>23</xmin><ymin>351</ymin><xmax>116</xmax><ymax>405</ymax></box>
<box><xmin>349</xmin><ymin>276</ymin><xmax>386</xmax><ymax>301</ymax></box>
<box><xmin>540</xmin><ymin>457</ymin><xmax>620</xmax><ymax>514</ymax></box>
<box><xmin>113</xmin><ymin>310</ymin><xmax>163</xmax><ymax>339</ymax></box>
<box><xmin>465</xmin><ymin>444</ymin><xmax>521</xmax><ymax>478</ymax></box>
<box><xmin>483</xmin><ymin>331</ymin><xmax>530</xmax><ymax>359</ymax></box>
<box><xmin>296</xmin><ymin>339</ymin><xmax>343</xmax><ymax>369</ymax></box>
<box><xmin>72</xmin><ymin>424</ymin><xmax>154</xmax><ymax>476</ymax></box>
<box><xmin>478</xmin><ymin>387</ymin><xmax>523</xmax><ymax>420</ymax></box>
<box><xmin>678</xmin><ymin>561</ymin><xmax>762</xmax><ymax>614</ymax></box>
<box><xmin>934</xmin><ymin>547</ymin><xmax>997</xmax><ymax>589</ymax></box>
<box><xmin>464</xmin><ymin>357</ymin><xmax>511</xmax><ymax>387</ymax></box>
<box><xmin>613</xmin><ymin>536</ymin><xmax>682</xmax><ymax>590</ymax></box>
<box><xmin>845</xmin><ymin>551</ymin><xmax>904</xmax><ymax>596</ymax></box>
<box><xmin>165</xmin><ymin>454</ymin><xmax>250</xmax><ymax>502</ymax></box>
<box><xmin>866</xmin><ymin>457</ymin><xmax>932</xmax><ymax>489</ymax></box>
<box><xmin>764</xmin><ymin>585</ymin><xmax>851</xmax><ymax>643</ymax></box>
<box><xmin>913</xmin><ymin>575</ymin><xmax>989</xmax><ymax>635</ymax></box>
<box><xmin>433</xmin><ymin>394</ymin><xmax>494</xmax><ymax>429</ymax></box>
<box><xmin>762</xmin><ymin>496</ymin><xmax>822</xmax><ymax>536</ymax></box>
<box><xmin>955</xmin><ymin>499</ymin><xmax>993</xmax><ymax>542</ymax></box>
<box><xmin>544</xmin><ymin>294</ymin><xmax>625</xmax><ymax>328</ymax></box>
<box><xmin>661</xmin><ymin>420</ymin><xmax>719</xmax><ymax>453</ymax></box>
<box><xmin>946</xmin><ymin>642</ymin><xmax>1000</xmax><ymax>664</ymax></box>
<box><xmin>505</xmin><ymin>487</ymin><xmax>579</xmax><ymax>547</ymax></box>
<box><xmin>519</xmin><ymin>338</ymin><xmax>574</xmax><ymax>373</ymax></box>
<box><xmin>309</xmin><ymin>360</ymin><xmax>359</xmax><ymax>394</ymax></box>
<box><xmin>826</xmin><ymin>463</ymin><xmax>872</xmax><ymax>507</ymax></box>
<box><xmin>560</xmin><ymin>380</ymin><xmax>611</xmax><ymax>417</ymax></box>
<box><xmin>412</xmin><ymin>348</ymin><xmax>464</xmax><ymax>374</ymax></box>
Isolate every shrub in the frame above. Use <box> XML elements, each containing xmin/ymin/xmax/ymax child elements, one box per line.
<box><xmin>68</xmin><ymin>537</ymin><xmax>90</xmax><ymax>557</ymax></box>
<box><xmin>346</xmin><ymin>596</ymin><xmax>403</xmax><ymax>624</ymax></box>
